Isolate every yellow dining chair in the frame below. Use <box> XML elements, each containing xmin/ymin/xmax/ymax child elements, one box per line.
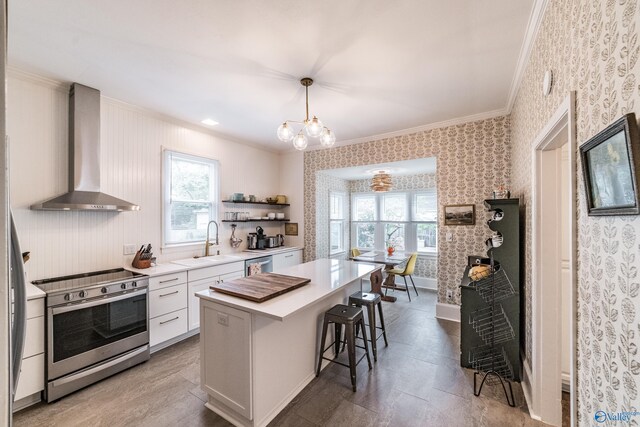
<box><xmin>351</xmin><ymin>248</ymin><xmax>361</xmax><ymax>258</ymax></box>
<box><xmin>387</xmin><ymin>253</ymin><xmax>418</xmax><ymax>301</ymax></box>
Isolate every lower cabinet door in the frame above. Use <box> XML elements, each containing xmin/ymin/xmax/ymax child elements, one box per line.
<box><xmin>188</xmin><ymin>279</ymin><xmax>215</xmax><ymax>331</ymax></box>
<box><xmin>150</xmin><ymin>308</ymin><xmax>188</xmax><ymax>347</ymax></box>
<box><xmin>201</xmin><ymin>301</ymin><xmax>252</xmax><ymax>419</ymax></box>
<box><xmin>14</xmin><ymin>353</ymin><xmax>44</xmax><ymax>401</ymax></box>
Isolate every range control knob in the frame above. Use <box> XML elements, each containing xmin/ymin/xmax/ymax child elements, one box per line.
<box><xmin>64</xmin><ymin>293</ymin><xmax>73</xmax><ymax>301</ymax></box>
<box><xmin>131</xmin><ymin>281</ymin><xmax>137</xmax><ymax>288</ymax></box>
<box><xmin>101</xmin><ymin>287</ymin><xmax>108</xmax><ymax>294</ymax></box>
<box><xmin>121</xmin><ymin>283</ymin><xmax>127</xmax><ymax>290</ymax></box>
<box><xmin>79</xmin><ymin>290</ymin><xmax>88</xmax><ymax>298</ymax></box>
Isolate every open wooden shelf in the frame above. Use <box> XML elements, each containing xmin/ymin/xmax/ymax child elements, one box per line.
<box><xmin>222</xmin><ymin>200</ymin><xmax>290</xmax><ymax>207</ymax></box>
<box><xmin>221</xmin><ymin>219</ymin><xmax>290</xmax><ymax>223</ymax></box>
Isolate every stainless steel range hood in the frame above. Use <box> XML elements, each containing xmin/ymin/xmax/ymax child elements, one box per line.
<box><xmin>31</xmin><ymin>83</ymin><xmax>139</xmax><ymax>212</ymax></box>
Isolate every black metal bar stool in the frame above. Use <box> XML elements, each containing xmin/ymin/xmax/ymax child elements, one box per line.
<box><xmin>316</xmin><ymin>304</ymin><xmax>372</xmax><ymax>391</ymax></box>
<box><xmin>347</xmin><ymin>290</ymin><xmax>388</xmax><ymax>361</ymax></box>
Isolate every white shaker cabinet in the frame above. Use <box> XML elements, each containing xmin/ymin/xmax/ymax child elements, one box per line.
<box><xmin>188</xmin><ymin>262</ymin><xmax>244</xmax><ymax>331</ymax></box>
<box><xmin>13</xmin><ymin>291</ymin><xmax>45</xmax><ymax>410</ymax></box>
<box><xmin>149</xmin><ymin>271</ymin><xmax>188</xmax><ymax>348</ymax></box>
<box><xmin>272</xmin><ymin>249</ymin><xmax>302</xmax><ymax>271</ymax></box>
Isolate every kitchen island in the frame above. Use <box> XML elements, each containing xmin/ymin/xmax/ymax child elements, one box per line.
<box><xmin>196</xmin><ymin>259</ymin><xmax>380</xmax><ymax>427</ymax></box>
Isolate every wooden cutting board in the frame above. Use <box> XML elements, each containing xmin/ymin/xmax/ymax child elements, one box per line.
<box><xmin>210</xmin><ymin>273</ymin><xmax>311</xmax><ymax>303</ymax></box>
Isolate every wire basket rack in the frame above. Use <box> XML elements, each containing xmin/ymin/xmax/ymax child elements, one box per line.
<box><xmin>469</xmin><ymin>305</ymin><xmax>515</xmax><ymax>345</ymax></box>
<box><xmin>469</xmin><ymin>269</ymin><xmax>515</xmax><ymax>304</ymax></box>
<box><xmin>469</xmin><ymin>345</ymin><xmax>514</xmax><ymax>385</ymax></box>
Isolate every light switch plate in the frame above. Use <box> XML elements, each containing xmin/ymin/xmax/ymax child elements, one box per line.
<box><xmin>446</xmin><ymin>232</ymin><xmax>453</xmax><ymax>242</ymax></box>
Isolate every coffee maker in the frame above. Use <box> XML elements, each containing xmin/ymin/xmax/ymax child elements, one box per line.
<box><xmin>247</xmin><ymin>226</ymin><xmax>266</xmax><ymax>249</ymax></box>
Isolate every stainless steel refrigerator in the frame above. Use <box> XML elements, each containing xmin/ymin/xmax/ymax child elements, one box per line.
<box><xmin>10</xmin><ymin>213</ymin><xmax>27</xmax><ymax>403</ymax></box>
<box><xmin>0</xmin><ymin>0</ymin><xmax>11</xmax><ymax>424</ymax></box>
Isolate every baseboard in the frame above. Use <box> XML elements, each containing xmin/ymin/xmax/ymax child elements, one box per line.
<box><xmin>435</xmin><ymin>302</ymin><xmax>460</xmax><ymax>322</ymax></box>
<box><xmin>409</xmin><ymin>276</ymin><xmax>437</xmax><ymax>290</ymax></box>
<box><xmin>521</xmin><ymin>357</ymin><xmax>542</xmax><ymax>421</ymax></box>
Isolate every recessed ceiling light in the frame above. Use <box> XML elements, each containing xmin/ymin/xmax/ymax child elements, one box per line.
<box><xmin>201</xmin><ymin>118</ymin><xmax>219</xmax><ymax>126</ymax></box>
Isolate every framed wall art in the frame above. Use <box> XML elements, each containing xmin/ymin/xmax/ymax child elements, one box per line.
<box><xmin>444</xmin><ymin>204</ymin><xmax>475</xmax><ymax>226</ymax></box>
<box><xmin>580</xmin><ymin>113</ymin><xmax>640</xmax><ymax>215</ymax></box>
<box><xmin>284</xmin><ymin>222</ymin><xmax>298</xmax><ymax>236</ymax></box>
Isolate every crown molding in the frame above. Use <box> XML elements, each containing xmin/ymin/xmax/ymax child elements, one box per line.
<box><xmin>505</xmin><ymin>0</ymin><xmax>550</xmax><ymax>112</ymax></box>
<box><xmin>7</xmin><ymin>67</ymin><xmax>280</xmax><ymax>155</ymax></box>
<box><xmin>301</xmin><ymin>108</ymin><xmax>508</xmax><ymax>152</ymax></box>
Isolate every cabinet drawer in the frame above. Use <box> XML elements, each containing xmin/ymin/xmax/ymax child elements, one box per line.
<box><xmin>14</xmin><ymin>353</ymin><xmax>44</xmax><ymax>401</ymax></box>
<box><xmin>26</xmin><ymin>298</ymin><xmax>44</xmax><ymax>319</ymax></box>
<box><xmin>149</xmin><ymin>272</ymin><xmax>188</xmax><ymax>291</ymax></box>
<box><xmin>23</xmin><ymin>316</ymin><xmax>44</xmax><ymax>358</ymax></box>
<box><xmin>149</xmin><ymin>284</ymin><xmax>187</xmax><ymax>318</ymax></box>
<box><xmin>189</xmin><ymin>261</ymin><xmax>245</xmax><ymax>282</ymax></box>
<box><xmin>150</xmin><ymin>308</ymin><xmax>188</xmax><ymax>347</ymax></box>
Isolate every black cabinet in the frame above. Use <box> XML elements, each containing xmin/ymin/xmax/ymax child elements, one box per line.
<box><xmin>460</xmin><ymin>198</ymin><xmax>522</xmax><ymax>381</ymax></box>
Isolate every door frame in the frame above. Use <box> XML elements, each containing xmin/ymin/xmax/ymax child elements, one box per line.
<box><xmin>529</xmin><ymin>92</ymin><xmax>577</xmax><ymax>426</ymax></box>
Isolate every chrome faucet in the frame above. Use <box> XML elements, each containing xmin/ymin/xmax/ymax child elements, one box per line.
<box><xmin>204</xmin><ymin>220</ymin><xmax>219</xmax><ymax>257</ymax></box>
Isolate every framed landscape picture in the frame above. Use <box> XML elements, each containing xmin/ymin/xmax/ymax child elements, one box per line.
<box><xmin>444</xmin><ymin>204</ymin><xmax>475</xmax><ymax>225</ymax></box>
<box><xmin>580</xmin><ymin>113</ymin><xmax>640</xmax><ymax>215</ymax></box>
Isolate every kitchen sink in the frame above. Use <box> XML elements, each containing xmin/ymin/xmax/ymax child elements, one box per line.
<box><xmin>172</xmin><ymin>254</ymin><xmax>242</xmax><ymax>267</ymax></box>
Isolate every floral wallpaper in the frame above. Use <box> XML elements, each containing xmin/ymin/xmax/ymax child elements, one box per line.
<box><xmin>303</xmin><ymin>116</ymin><xmax>511</xmax><ymax>305</ymax></box>
<box><xmin>349</xmin><ymin>173</ymin><xmax>438</xmax><ymax>280</ymax></box>
<box><xmin>315</xmin><ymin>172</ymin><xmax>350</xmax><ymax>260</ymax></box>
<box><xmin>510</xmin><ymin>0</ymin><xmax>640</xmax><ymax>423</ymax></box>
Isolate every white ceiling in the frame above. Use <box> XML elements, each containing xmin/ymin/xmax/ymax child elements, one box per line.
<box><xmin>8</xmin><ymin>0</ymin><xmax>535</xmax><ymax>151</ymax></box>
<box><xmin>323</xmin><ymin>157</ymin><xmax>436</xmax><ymax>180</ymax></box>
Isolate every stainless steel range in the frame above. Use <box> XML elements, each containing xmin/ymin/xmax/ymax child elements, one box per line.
<box><xmin>32</xmin><ymin>268</ymin><xmax>150</xmax><ymax>402</ymax></box>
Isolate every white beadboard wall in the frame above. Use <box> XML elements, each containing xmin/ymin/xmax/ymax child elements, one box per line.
<box><xmin>8</xmin><ymin>72</ymin><xmax>284</xmax><ymax>281</ymax></box>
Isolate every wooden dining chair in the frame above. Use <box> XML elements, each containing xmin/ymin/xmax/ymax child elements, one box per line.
<box><xmin>351</xmin><ymin>248</ymin><xmax>361</xmax><ymax>258</ymax></box>
<box><xmin>387</xmin><ymin>253</ymin><xmax>418</xmax><ymax>301</ymax></box>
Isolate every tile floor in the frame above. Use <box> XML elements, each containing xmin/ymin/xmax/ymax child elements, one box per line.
<box><xmin>14</xmin><ymin>289</ymin><xmax>549</xmax><ymax>427</ymax></box>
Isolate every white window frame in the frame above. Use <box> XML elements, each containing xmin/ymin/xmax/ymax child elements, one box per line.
<box><xmin>162</xmin><ymin>149</ymin><xmax>219</xmax><ymax>247</ymax></box>
<box><xmin>351</xmin><ymin>189</ymin><xmax>437</xmax><ymax>256</ymax></box>
<box><xmin>413</xmin><ymin>190</ymin><xmax>437</xmax><ymax>255</ymax></box>
<box><xmin>329</xmin><ymin>191</ymin><xmax>347</xmax><ymax>255</ymax></box>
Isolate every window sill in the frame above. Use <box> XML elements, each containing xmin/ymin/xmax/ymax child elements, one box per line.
<box><xmin>417</xmin><ymin>251</ymin><xmax>437</xmax><ymax>259</ymax></box>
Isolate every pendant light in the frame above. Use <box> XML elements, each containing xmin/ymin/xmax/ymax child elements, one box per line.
<box><xmin>370</xmin><ymin>171</ymin><xmax>393</xmax><ymax>192</ymax></box>
<box><xmin>277</xmin><ymin>78</ymin><xmax>335</xmax><ymax>150</ymax></box>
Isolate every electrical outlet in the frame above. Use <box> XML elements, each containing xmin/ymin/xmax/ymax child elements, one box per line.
<box><xmin>446</xmin><ymin>290</ymin><xmax>453</xmax><ymax>300</ymax></box>
<box><xmin>446</xmin><ymin>232</ymin><xmax>453</xmax><ymax>242</ymax></box>
<box><xmin>123</xmin><ymin>244</ymin><xmax>137</xmax><ymax>255</ymax></box>
<box><xmin>217</xmin><ymin>313</ymin><xmax>229</xmax><ymax>327</ymax></box>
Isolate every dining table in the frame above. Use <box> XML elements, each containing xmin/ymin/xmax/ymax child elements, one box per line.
<box><xmin>351</xmin><ymin>251</ymin><xmax>410</xmax><ymax>302</ymax></box>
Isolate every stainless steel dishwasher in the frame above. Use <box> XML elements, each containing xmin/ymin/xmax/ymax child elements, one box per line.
<box><xmin>245</xmin><ymin>255</ymin><xmax>273</xmax><ymax>276</ymax></box>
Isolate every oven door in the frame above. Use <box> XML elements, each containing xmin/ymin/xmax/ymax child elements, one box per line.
<box><xmin>48</xmin><ymin>288</ymin><xmax>149</xmax><ymax>380</ymax></box>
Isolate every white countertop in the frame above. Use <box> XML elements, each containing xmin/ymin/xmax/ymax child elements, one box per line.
<box><xmin>126</xmin><ymin>246</ymin><xmax>304</xmax><ymax>277</ymax></box>
<box><xmin>126</xmin><ymin>262</ymin><xmax>189</xmax><ymax>277</ymax></box>
<box><xmin>26</xmin><ymin>282</ymin><xmax>45</xmax><ymax>300</ymax></box>
<box><xmin>196</xmin><ymin>258</ymin><xmax>381</xmax><ymax>321</ymax></box>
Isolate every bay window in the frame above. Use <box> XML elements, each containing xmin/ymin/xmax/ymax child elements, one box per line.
<box><xmin>351</xmin><ymin>189</ymin><xmax>437</xmax><ymax>255</ymax></box>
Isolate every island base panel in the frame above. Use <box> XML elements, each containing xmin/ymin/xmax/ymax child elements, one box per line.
<box><xmin>200</xmin><ymin>279</ymin><xmax>361</xmax><ymax>427</ymax></box>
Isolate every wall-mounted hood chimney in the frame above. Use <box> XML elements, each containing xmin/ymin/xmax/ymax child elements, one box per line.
<box><xmin>31</xmin><ymin>83</ymin><xmax>140</xmax><ymax>212</ymax></box>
